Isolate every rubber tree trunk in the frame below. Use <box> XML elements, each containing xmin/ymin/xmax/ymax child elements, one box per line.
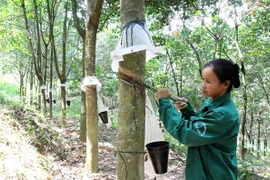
<box><xmin>49</xmin><ymin>39</ymin><xmax>54</xmax><ymax>119</ymax></box>
<box><xmin>256</xmin><ymin>116</ymin><xmax>261</xmax><ymax>158</ymax></box>
<box><xmin>80</xmin><ymin>40</ymin><xmax>86</xmax><ymax>142</ymax></box>
<box><xmin>60</xmin><ymin>86</ymin><xmax>67</xmax><ymax>127</ymax></box>
<box><xmin>85</xmin><ymin>85</ymin><xmax>98</xmax><ymax>172</ymax></box>
<box><xmin>80</xmin><ymin>89</ymin><xmax>86</xmax><ymax>142</ymax></box>
<box><xmin>235</xmin><ymin>21</ymin><xmax>247</xmax><ymax>160</ymax></box>
<box><xmin>21</xmin><ymin>0</ymin><xmax>47</xmax><ymax>113</ymax></box>
<box><xmin>70</xmin><ymin>0</ymin><xmax>87</xmax><ymax>142</ymax></box>
<box><xmin>84</xmin><ymin>0</ymin><xmax>103</xmax><ymax>172</ymax></box>
<box><xmin>117</xmin><ymin>0</ymin><xmax>145</xmax><ymax>179</ymax></box>
<box><xmin>41</xmin><ymin>88</ymin><xmax>47</xmax><ymax>115</ymax></box>
<box><xmin>30</xmin><ymin>61</ymin><xmax>34</xmax><ymax>106</ymax></box>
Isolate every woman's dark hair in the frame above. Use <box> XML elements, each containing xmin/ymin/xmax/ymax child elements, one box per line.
<box><xmin>203</xmin><ymin>58</ymin><xmax>240</xmax><ymax>92</ymax></box>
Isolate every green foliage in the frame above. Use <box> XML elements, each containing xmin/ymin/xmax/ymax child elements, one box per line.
<box><xmin>109</xmin><ymin>110</ymin><xmax>118</xmax><ymax>129</ymax></box>
<box><xmin>95</xmin><ymin>30</ymin><xmax>119</xmax><ymax>109</ymax></box>
<box><xmin>99</xmin><ymin>0</ymin><xmax>120</xmax><ymax>31</ymax></box>
<box><xmin>66</xmin><ymin>99</ymin><xmax>81</xmax><ymax>118</ymax></box>
<box><xmin>237</xmin><ymin>153</ymin><xmax>270</xmax><ymax>180</ymax></box>
<box><xmin>0</xmin><ymin>82</ymin><xmax>19</xmax><ymax>96</ymax></box>
<box><xmin>0</xmin><ymin>82</ymin><xmax>23</xmax><ymax>108</ymax></box>
<box><xmin>51</xmin><ymin>97</ymin><xmax>81</xmax><ymax>118</ymax></box>
<box><xmin>145</xmin><ymin>0</ymin><xmax>219</xmax><ymax>28</ymax></box>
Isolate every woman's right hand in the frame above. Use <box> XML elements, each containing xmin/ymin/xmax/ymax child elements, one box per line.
<box><xmin>173</xmin><ymin>97</ymin><xmax>187</xmax><ymax>110</ymax></box>
<box><xmin>156</xmin><ymin>88</ymin><xmax>172</xmax><ymax>100</ymax></box>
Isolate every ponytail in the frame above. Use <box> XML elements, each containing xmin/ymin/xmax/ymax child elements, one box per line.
<box><xmin>232</xmin><ymin>63</ymin><xmax>240</xmax><ymax>88</ymax></box>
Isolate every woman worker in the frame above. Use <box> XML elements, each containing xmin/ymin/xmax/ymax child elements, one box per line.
<box><xmin>157</xmin><ymin>58</ymin><xmax>241</xmax><ymax>180</ymax></box>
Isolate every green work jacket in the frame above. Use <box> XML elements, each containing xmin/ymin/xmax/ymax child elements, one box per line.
<box><xmin>158</xmin><ymin>92</ymin><xmax>239</xmax><ymax>180</ymax></box>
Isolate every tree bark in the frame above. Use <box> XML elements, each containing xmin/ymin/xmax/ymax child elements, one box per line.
<box><xmin>80</xmin><ymin>41</ymin><xmax>86</xmax><ymax>142</ymax></box>
<box><xmin>33</xmin><ymin>0</ymin><xmax>47</xmax><ymax>115</ymax></box>
<box><xmin>84</xmin><ymin>0</ymin><xmax>103</xmax><ymax>172</ymax></box>
<box><xmin>246</xmin><ymin>112</ymin><xmax>254</xmax><ymax>154</ymax></box>
<box><xmin>235</xmin><ymin>24</ymin><xmax>248</xmax><ymax>160</ymax></box>
<box><xmin>257</xmin><ymin>115</ymin><xmax>261</xmax><ymax>158</ymax></box>
<box><xmin>30</xmin><ymin>60</ymin><xmax>34</xmax><ymax>105</ymax></box>
<box><xmin>47</xmin><ymin>0</ymin><xmax>70</xmax><ymax>127</ymax></box>
<box><xmin>117</xmin><ymin>0</ymin><xmax>145</xmax><ymax>179</ymax></box>
<box><xmin>71</xmin><ymin>0</ymin><xmax>87</xmax><ymax>142</ymax></box>
<box><xmin>21</xmin><ymin>0</ymin><xmax>47</xmax><ymax>114</ymax></box>
<box><xmin>49</xmin><ymin>42</ymin><xmax>54</xmax><ymax>119</ymax></box>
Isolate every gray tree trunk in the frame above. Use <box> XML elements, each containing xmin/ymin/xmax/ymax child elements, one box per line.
<box><xmin>71</xmin><ymin>0</ymin><xmax>87</xmax><ymax>142</ymax></box>
<box><xmin>84</xmin><ymin>0</ymin><xmax>103</xmax><ymax>172</ymax></box>
<box><xmin>117</xmin><ymin>0</ymin><xmax>146</xmax><ymax>179</ymax></box>
<box><xmin>235</xmin><ymin>21</ymin><xmax>248</xmax><ymax>160</ymax></box>
<box><xmin>80</xmin><ymin>41</ymin><xmax>86</xmax><ymax>142</ymax></box>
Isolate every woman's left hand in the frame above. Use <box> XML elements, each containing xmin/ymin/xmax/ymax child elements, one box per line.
<box><xmin>173</xmin><ymin>97</ymin><xmax>187</xmax><ymax>110</ymax></box>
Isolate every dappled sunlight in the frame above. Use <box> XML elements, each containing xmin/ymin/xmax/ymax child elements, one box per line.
<box><xmin>0</xmin><ymin>109</ymin><xmax>50</xmax><ymax>179</ymax></box>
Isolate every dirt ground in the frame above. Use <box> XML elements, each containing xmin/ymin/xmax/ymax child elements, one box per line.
<box><xmin>46</xmin><ymin>116</ymin><xmax>270</xmax><ymax>180</ymax></box>
<box><xmin>2</xmin><ymin>108</ymin><xmax>269</xmax><ymax>180</ymax></box>
<box><xmin>47</xmin><ymin>117</ymin><xmax>185</xmax><ymax>180</ymax></box>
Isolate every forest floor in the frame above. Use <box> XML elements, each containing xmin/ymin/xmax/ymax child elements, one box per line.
<box><xmin>0</xmin><ymin>106</ymin><xmax>185</xmax><ymax>180</ymax></box>
<box><xmin>0</xmin><ymin>105</ymin><xmax>269</xmax><ymax>180</ymax></box>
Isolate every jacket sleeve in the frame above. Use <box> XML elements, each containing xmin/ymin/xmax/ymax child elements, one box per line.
<box><xmin>180</xmin><ymin>101</ymin><xmax>196</xmax><ymax>119</ymax></box>
<box><xmin>158</xmin><ymin>98</ymin><xmax>237</xmax><ymax>147</ymax></box>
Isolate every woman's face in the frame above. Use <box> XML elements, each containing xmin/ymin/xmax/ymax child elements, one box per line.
<box><xmin>201</xmin><ymin>67</ymin><xmax>229</xmax><ymax>101</ymax></box>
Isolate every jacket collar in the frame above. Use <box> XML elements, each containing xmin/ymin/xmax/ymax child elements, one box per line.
<box><xmin>201</xmin><ymin>93</ymin><xmax>231</xmax><ymax>112</ymax></box>
<box><xmin>207</xmin><ymin>92</ymin><xmax>231</xmax><ymax>109</ymax></box>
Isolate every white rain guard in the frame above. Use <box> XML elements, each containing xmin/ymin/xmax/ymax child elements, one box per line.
<box><xmin>81</xmin><ymin>75</ymin><xmax>102</xmax><ymax>92</ymax></box>
<box><xmin>111</xmin><ymin>21</ymin><xmax>163</xmax><ymax>72</ymax></box>
<box><xmin>40</xmin><ymin>84</ymin><xmax>46</xmax><ymax>90</ymax></box>
<box><xmin>144</xmin><ymin>93</ymin><xmax>164</xmax><ymax>178</ymax></box>
<box><xmin>81</xmin><ymin>76</ymin><xmax>111</xmax><ymax>127</ymax></box>
<box><xmin>60</xmin><ymin>83</ymin><xmax>66</xmax><ymax>87</ymax></box>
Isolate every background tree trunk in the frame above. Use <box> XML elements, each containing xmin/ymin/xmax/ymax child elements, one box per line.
<box><xmin>60</xmin><ymin>85</ymin><xmax>67</xmax><ymax>127</ymax></box>
<box><xmin>117</xmin><ymin>0</ymin><xmax>145</xmax><ymax>179</ymax></box>
<box><xmin>71</xmin><ymin>0</ymin><xmax>87</xmax><ymax>142</ymax></box>
<box><xmin>234</xmin><ymin>12</ymin><xmax>248</xmax><ymax>159</ymax></box>
<box><xmin>21</xmin><ymin>0</ymin><xmax>47</xmax><ymax>114</ymax></box>
<box><xmin>49</xmin><ymin>43</ymin><xmax>54</xmax><ymax>119</ymax></box>
<box><xmin>257</xmin><ymin>115</ymin><xmax>261</xmax><ymax>158</ymax></box>
<box><xmin>84</xmin><ymin>0</ymin><xmax>103</xmax><ymax>172</ymax></box>
<box><xmin>80</xmin><ymin>42</ymin><xmax>86</xmax><ymax>142</ymax></box>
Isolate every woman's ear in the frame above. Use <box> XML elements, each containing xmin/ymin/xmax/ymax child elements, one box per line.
<box><xmin>224</xmin><ymin>80</ymin><xmax>230</xmax><ymax>88</ymax></box>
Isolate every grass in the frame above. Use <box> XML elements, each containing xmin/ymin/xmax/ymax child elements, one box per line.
<box><xmin>0</xmin><ymin>82</ymin><xmax>21</xmax><ymax>107</ymax></box>
<box><xmin>51</xmin><ymin>96</ymin><xmax>81</xmax><ymax>118</ymax></box>
<box><xmin>238</xmin><ymin>153</ymin><xmax>270</xmax><ymax>180</ymax></box>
